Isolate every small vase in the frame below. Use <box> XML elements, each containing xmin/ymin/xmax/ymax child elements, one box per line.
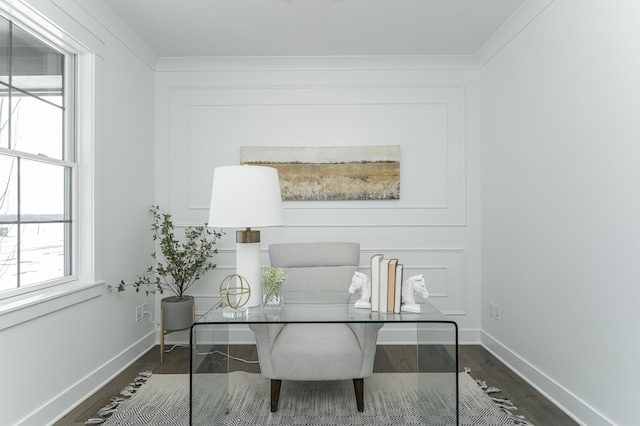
<box><xmin>263</xmin><ymin>286</ymin><xmax>282</xmax><ymax>308</ymax></box>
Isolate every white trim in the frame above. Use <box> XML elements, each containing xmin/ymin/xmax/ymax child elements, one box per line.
<box><xmin>147</xmin><ymin>1</ymin><xmax>554</xmax><ymax>73</ymax></box>
<box><xmin>476</xmin><ymin>0</ymin><xmax>555</xmax><ymax>68</ymax></box>
<box><xmin>156</xmin><ymin>55</ymin><xmax>479</xmax><ymax>73</ymax></box>
<box><xmin>28</xmin><ymin>330</ymin><xmax>155</xmax><ymax>425</ymax></box>
<box><xmin>0</xmin><ymin>3</ymin><xmax>103</xmax><ymax>328</ymax></box>
<box><xmin>0</xmin><ymin>280</ymin><xmax>102</xmax><ymax>330</ymax></box>
<box><xmin>69</xmin><ymin>0</ymin><xmax>157</xmax><ymax>70</ymax></box>
<box><xmin>481</xmin><ymin>331</ymin><xmax>612</xmax><ymax>426</ymax></box>
<box><xmin>76</xmin><ymin>50</ymin><xmax>100</xmax><ymax>284</ymax></box>
<box><xmin>169</xmin><ymin>84</ymin><xmax>467</xmax><ymax>227</ymax></box>
<box><xmin>0</xmin><ymin>0</ymin><xmax>101</xmax><ymax>56</ymax></box>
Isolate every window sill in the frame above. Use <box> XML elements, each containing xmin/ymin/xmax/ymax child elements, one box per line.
<box><xmin>0</xmin><ymin>281</ymin><xmax>104</xmax><ymax>331</ymax></box>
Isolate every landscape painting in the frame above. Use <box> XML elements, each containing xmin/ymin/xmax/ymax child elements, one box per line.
<box><xmin>240</xmin><ymin>146</ymin><xmax>400</xmax><ymax>201</ymax></box>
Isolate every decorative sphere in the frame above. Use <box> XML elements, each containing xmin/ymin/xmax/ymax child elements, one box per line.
<box><xmin>219</xmin><ymin>274</ymin><xmax>251</xmax><ymax>309</ymax></box>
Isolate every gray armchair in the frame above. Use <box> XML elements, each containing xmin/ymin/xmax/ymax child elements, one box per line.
<box><xmin>249</xmin><ymin>242</ymin><xmax>383</xmax><ymax>412</ymax></box>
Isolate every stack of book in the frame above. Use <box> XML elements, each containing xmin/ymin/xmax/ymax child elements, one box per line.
<box><xmin>370</xmin><ymin>254</ymin><xmax>403</xmax><ymax>313</ymax></box>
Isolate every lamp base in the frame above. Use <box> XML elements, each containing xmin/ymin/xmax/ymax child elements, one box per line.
<box><xmin>237</xmin><ymin>228</ymin><xmax>260</xmax><ymax>243</ymax></box>
<box><xmin>236</xmin><ymin>232</ymin><xmax>262</xmax><ymax>308</ymax></box>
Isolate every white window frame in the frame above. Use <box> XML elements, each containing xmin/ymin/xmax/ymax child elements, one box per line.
<box><xmin>0</xmin><ymin>33</ymin><xmax>75</xmax><ymax>296</ymax></box>
<box><xmin>0</xmin><ymin>2</ymin><xmax>102</xmax><ymax>330</ymax></box>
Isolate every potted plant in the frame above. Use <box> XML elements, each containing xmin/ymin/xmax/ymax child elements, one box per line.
<box><xmin>112</xmin><ymin>205</ymin><xmax>223</xmax><ymax>331</ymax></box>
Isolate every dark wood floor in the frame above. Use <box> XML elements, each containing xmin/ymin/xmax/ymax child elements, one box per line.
<box><xmin>55</xmin><ymin>344</ymin><xmax>577</xmax><ymax>425</ymax></box>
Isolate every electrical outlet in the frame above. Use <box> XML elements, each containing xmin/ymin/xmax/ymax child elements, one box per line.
<box><xmin>135</xmin><ymin>305</ymin><xmax>143</xmax><ymax>322</ymax></box>
<box><xmin>489</xmin><ymin>302</ymin><xmax>501</xmax><ymax>320</ymax></box>
<box><xmin>141</xmin><ymin>303</ymin><xmax>147</xmax><ymax>319</ymax></box>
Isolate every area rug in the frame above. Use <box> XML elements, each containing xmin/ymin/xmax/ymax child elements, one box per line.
<box><xmin>89</xmin><ymin>371</ymin><xmax>533</xmax><ymax>425</ymax></box>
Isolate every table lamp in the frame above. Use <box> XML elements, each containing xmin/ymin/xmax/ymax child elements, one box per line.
<box><xmin>209</xmin><ymin>165</ymin><xmax>284</xmax><ymax>308</ymax></box>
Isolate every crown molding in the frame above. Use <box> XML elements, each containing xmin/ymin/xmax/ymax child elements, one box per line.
<box><xmin>155</xmin><ymin>54</ymin><xmax>479</xmax><ymax>72</ymax></box>
<box><xmin>155</xmin><ymin>0</ymin><xmax>554</xmax><ymax>73</ymax></box>
<box><xmin>476</xmin><ymin>0</ymin><xmax>555</xmax><ymax>68</ymax></box>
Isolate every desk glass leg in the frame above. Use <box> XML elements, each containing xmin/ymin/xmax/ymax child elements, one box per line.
<box><xmin>417</xmin><ymin>322</ymin><xmax>458</xmax><ymax>425</ymax></box>
<box><xmin>191</xmin><ymin>323</ymin><xmax>229</xmax><ymax>425</ymax></box>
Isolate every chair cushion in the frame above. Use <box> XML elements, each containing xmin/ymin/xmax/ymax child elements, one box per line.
<box><xmin>269</xmin><ymin>242</ymin><xmax>360</xmax><ymax>292</ymax></box>
<box><xmin>269</xmin><ymin>242</ymin><xmax>360</xmax><ymax>268</ymax></box>
<box><xmin>270</xmin><ymin>323</ymin><xmax>364</xmax><ymax>381</ymax></box>
<box><xmin>281</xmin><ymin>266</ymin><xmax>357</xmax><ymax>293</ymax></box>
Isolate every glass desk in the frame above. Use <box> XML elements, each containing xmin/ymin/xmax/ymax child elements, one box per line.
<box><xmin>190</xmin><ymin>292</ymin><xmax>458</xmax><ymax>425</ymax></box>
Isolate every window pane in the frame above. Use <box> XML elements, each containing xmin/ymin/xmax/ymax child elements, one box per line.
<box><xmin>19</xmin><ymin>222</ymin><xmax>65</xmax><ymax>287</ymax></box>
<box><xmin>11</xmin><ymin>93</ymin><xmax>63</xmax><ymax>159</ymax></box>
<box><xmin>0</xmin><ymin>154</ymin><xmax>17</xmax><ymax>222</ymax></box>
<box><xmin>0</xmin><ymin>223</ymin><xmax>17</xmax><ymax>292</ymax></box>
<box><xmin>10</xmin><ymin>24</ymin><xmax>63</xmax><ymax>101</ymax></box>
<box><xmin>20</xmin><ymin>159</ymin><xmax>66</xmax><ymax>220</ymax></box>
<box><xmin>0</xmin><ymin>15</ymin><xmax>73</xmax><ymax>295</ymax></box>
<box><xmin>0</xmin><ymin>16</ymin><xmax>9</xmax><ymax>85</ymax></box>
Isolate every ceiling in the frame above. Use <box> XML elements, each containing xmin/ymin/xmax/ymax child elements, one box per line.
<box><xmin>101</xmin><ymin>0</ymin><xmax>527</xmax><ymax>58</ymax></box>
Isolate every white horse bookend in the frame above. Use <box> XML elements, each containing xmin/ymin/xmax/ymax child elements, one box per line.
<box><xmin>348</xmin><ymin>271</ymin><xmax>372</xmax><ymax>309</ymax></box>
<box><xmin>401</xmin><ymin>274</ymin><xmax>429</xmax><ymax>313</ymax></box>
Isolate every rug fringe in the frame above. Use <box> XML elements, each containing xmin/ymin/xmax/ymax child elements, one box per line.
<box><xmin>84</xmin><ymin>371</ymin><xmax>152</xmax><ymax>425</ymax></box>
<box><xmin>464</xmin><ymin>367</ymin><xmax>535</xmax><ymax>426</ymax></box>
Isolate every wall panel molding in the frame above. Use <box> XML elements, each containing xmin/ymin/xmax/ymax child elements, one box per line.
<box><xmin>168</xmin><ymin>84</ymin><xmax>466</xmax><ymax>227</ymax></box>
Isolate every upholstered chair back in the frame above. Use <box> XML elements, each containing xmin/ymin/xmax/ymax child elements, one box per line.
<box><xmin>269</xmin><ymin>242</ymin><xmax>360</xmax><ymax>293</ymax></box>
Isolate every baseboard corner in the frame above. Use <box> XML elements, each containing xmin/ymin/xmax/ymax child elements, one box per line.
<box><xmin>24</xmin><ymin>331</ymin><xmax>156</xmax><ymax>426</ymax></box>
<box><xmin>480</xmin><ymin>331</ymin><xmax>611</xmax><ymax>426</ymax></box>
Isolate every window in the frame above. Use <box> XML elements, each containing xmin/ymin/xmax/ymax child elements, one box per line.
<box><xmin>0</xmin><ymin>14</ymin><xmax>75</xmax><ymax>296</ymax></box>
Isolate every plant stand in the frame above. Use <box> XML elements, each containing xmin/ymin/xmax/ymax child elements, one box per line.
<box><xmin>160</xmin><ymin>305</ymin><xmax>195</xmax><ymax>364</ymax></box>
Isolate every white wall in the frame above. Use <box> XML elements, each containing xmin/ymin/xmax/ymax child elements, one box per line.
<box><xmin>481</xmin><ymin>1</ymin><xmax>640</xmax><ymax>425</ymax></box>
<box><xmin>13</xmin><ymin>0</ymin><xmax>634</xmax><ymax>424</ymax></box>
<box><xmin>0</xmin><ymin>1</ymin><xmax>156</xmax><ymax>425</ymax></box>
<box><xmin>155</xmin><ymin>60</ymin><xmax>482</xmax><ymax>344</ymax></box>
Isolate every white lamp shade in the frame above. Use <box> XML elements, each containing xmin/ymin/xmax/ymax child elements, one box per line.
<box><xmin>209</xmin><ymin>165</ymin><xmax>284</xmax><ymax>228</ymax></box>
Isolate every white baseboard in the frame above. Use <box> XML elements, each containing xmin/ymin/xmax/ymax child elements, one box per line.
<box><xmin>31</xmin><ymin>326</ymin><xmax>610</xmax><ymax>426</ymax></box>
<box><xmin>28</xmin><ymin>325</ymin><xmax>617</xmax><ymax>425</ymax></box>
<box><xmin>27</xmin><ymin>331</ymin><xmax>156</xmax><ymax>426</ymax></box>
<box><xmin>480</xmin><ymin>331</ymin><xmax>613</xmax><ymax>426</ymax></box>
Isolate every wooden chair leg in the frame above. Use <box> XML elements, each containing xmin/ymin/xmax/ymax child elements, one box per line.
<box><xmin>353</xmin><ymin>378</ymin><xmax>364</xmax><ymax>412</ymax></box>
<box><xmin>271</xmin><ymin>379</ymin><xmax>282</xmax><ymax>413</ymax></box>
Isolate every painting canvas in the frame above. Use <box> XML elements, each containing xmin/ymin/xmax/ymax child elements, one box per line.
<box><xmin>240</xmin><ymin>146</ymin><xmax>400</xmax><ymax>201</ymax></box>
